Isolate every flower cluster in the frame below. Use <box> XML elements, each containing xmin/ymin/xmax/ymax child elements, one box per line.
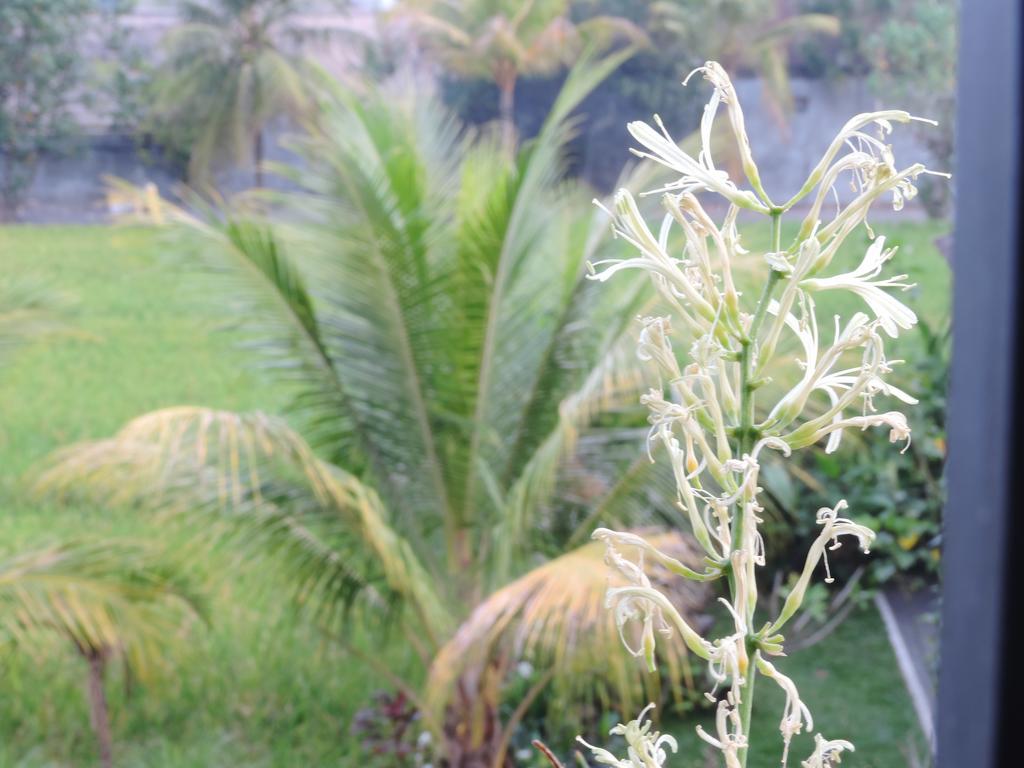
<box><xmin>580</xmin><ymin>62</ymin><xmax>946</xmax><ymax>767</ymax></box>
<box><xmin>577</xmin><ymin>704</ymin><xmax>678</xmax><ymax>768</ymax></box>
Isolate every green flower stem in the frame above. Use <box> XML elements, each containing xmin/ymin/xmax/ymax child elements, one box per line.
<box><xmin>733</xmin><ymin>209</ymin><xmax>782</xmax><ymax>767</ymax></box>
<box><xmin>738</xmin><ymin>639</ymin><xmax>758</xmax><ymax>767</ymax></box>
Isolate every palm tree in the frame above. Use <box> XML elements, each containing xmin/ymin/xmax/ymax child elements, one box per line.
<box><xmin>652</xmin><ymin>0</ymin><xmax>839</xmax><ymax>130</ymax></box>
<box><xmin>2</xmin><ymin>278</ymin><xmax>203</xmax><ymax>768</ymax></box>
<box><xmin>0</xmin><ymin>541</ymin><xmax>204</xmax><ymax>768</ymax></box>
<box><xmin>37</xmin><ymin>56</ymin><xmax>711</xmax><ymax>765</ymax></box>
<box><xmin>399</xmin><ymin>0</ymin><xmax>646</xmax><ymax>152</ymax></box>
<box><xmin>148</xmin><ymin>0</ymin><xmax>312</xmax><ymax>186</ymax></box>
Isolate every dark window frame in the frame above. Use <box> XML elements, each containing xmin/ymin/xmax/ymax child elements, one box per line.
<box><xmin>938</xmin><ymin>0</ymin><xmax>1023</xmax><ymax>764</ymax></box>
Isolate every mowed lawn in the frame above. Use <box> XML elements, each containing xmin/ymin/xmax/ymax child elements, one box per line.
<box><xmin>0</xmin><ymin>226</ymin><xmax>420</xmax><ymax>768</ymax></box>
<box><xmin>0</xmin><ymin>223</ymin><xmax>945</xmax><ymax>766</ymax></box>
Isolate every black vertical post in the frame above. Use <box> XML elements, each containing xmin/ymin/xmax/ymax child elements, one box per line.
<box><xmin>937</xmin><ymin>1</ymin><xmax>1023</xmax><ymax>766</ymax></box>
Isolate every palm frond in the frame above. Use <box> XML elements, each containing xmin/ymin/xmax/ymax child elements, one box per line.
<box><xmin>173</xmin><ymin>205</ymin><xmax>367</xmax><ymax>472</ymax></box>
<box><xmin>460</xmin><ymin>48</ymin><xmax>633</xmax><ymax>529</ymax></box>
<box><xmin>279</xmin><ymin>83</ymin><xmax>466</xmax><ymax>543</ymax></box>
<box><xmin>0</xmin><ymin>539</ymin><xmax>204</xmax><ymax>680</ymax></box>
<box><xmin>426</xmin><ymin>530</ymin><xmax>711</xmax><ymax>726</ymax></box>
<box><xmin>491</xmin><ymin>323</ymin><xmax>651</xmax><ymax>583</ymax></box>
<box><xmin>488</xmin><ymin>159</ymin><xmax>668</xmax><ymax>574</ymax></box>
<box><xmin>562</xmin><ymin>431</ymin><xmax>685</xmax><ymax>547</ymax></box>
<box><xmin>33</xmin><ymin>407</ymin><xmax>452</xmax><ymax>644</ymax></box>
<box><xmin>499</xmin><ymin>172</ymin><xmax>653</xmax><ymax>484</ymax></box>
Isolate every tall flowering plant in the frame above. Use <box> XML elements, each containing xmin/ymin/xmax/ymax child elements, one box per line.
<box><xmin>576</xmin><ymin>62</ymin><xmax>947</xmax><ymax>768</ymax></box>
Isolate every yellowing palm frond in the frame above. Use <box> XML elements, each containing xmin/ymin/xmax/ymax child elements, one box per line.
<box><xmin>427</xmin><ymin>530</ymin><xmax>711</xmax><ymax>727</ymax></box>
<box><xmin>33</xmin><ymin>406</ymin><xmax>452</xmax><ymax>644</ymax></box>
<box><xmin>0</xmin><ymin>539</ymin><xmax>204</xmax><ymax>681</ymax></box>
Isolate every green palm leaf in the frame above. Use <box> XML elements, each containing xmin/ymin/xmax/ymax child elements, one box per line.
<box><xmin>0</xmin><ymin>539</ymin><xmax>204</xmax><ymax>680</ymax></box>
<box><xmin>459</xmin><ymin>48</ymin><xmax>634</xmax><ymax>528</ymax></box>
<box><xmin>277</xmin><ymin>84</ymin><xmax>465</xmax><ymax>551</ymax></box>
<box><xmin>34</xmin><ymin>407</ymin><xmax>452</xmax><ymax>644</ymax></box>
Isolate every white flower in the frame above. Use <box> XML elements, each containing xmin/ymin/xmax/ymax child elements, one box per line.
<box><xmin>593</xmin><ymin>527</ymin><xmax>716</xmax><ymax>582</ymax></box>
<box><xmin>593</xmin><ymin>529</ymin><xmax>672</xmax><ymax>672</ymax></box>
<box><xmin>757</xmin><ymin>655</ymin><xmax>814</xmax><ymax>765</ymax></box>
<box><xmin>695</xmin><ymin>698</ymin><xmax>746</xmax><ymax>768</ymax></box>
<box><xmin>591</xmin><ymin>192</ymin><xmax>715</xmax><ymax>327</ymax></box>
<box><xmin>594</xmin><ymin>528</ymin><xmax>717</xmax><ymax>669</ymax></box>
<box><xmin>814</xmin><ymin>500</ymin><xmax>876</xmax><ymax>583</ymax></box>
<box><xmin>764</xmin><ymin>298</ymin><xmax>894</xmax><ymax>434</ymax></box>
<box><xmin>686</xmin><ymin>62</ymin><xmax>771</xmax><ymax>207</ymax></box>
<box><xmin>787</xmin><ymin>108</ymin><xmax>937</xmax><ymax>213</ymax></box>
<box><xmin>801</xmin><ymin>734</ymin><xmax>855</xmax><ymax>768</ymax></box>
<box><xmin>814</xmin><ymin>363</ymin><xmax>917</xmax><ymax>453</ymax></box>
<box><xmin>765</xmin><ymin>250</ymin><xmax>795</xmax><ymax>275</ymax></box>
<box><xmin>802</xmin><ymin>237</ymin><xmax>917</xmax><ymax>338</ymax></box>
<box><xmin>767</xmin><ymin>500</ymin><xmax>876</xmax><ymax>633</ymax></box>
<box><xmin>637</xmin><ymin>316</ymin><xmax>679</xmax><ymax>372</ymax></box>
<box><xmin>809</xmin><ymin>410</ymin><xmax>913</xmax><ymax>454</ymax></box>
<box><xmin>626</xmin><ymin>66</ymin><xmax>768</xmax><ymax>213</ymax></box>
<box><xmin>706</xmin><ymin>628</ymin><xmax>747</xmax><ymax>690</ymax></box>
<box><xmin>581</xmin><ymin>59</ymin><xmax>944</xmax><ymax>768</ymax></box>
<box><xmin>577</xmin><ymin>704</ymin><xmax>678</xmax><ymax>768</ymax></box>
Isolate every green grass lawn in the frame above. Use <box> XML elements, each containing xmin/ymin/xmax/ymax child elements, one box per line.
<box><xmin>0</xmin><ymin>223</ymin><xmax>944</xmax><ymax>766</ymax></box>
<box><xmin>0</xmin><ymin>226</ymin><xmax>421</xmax><ymax>767</ymax></box>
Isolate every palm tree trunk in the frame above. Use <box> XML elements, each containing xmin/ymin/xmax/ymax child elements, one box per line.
<box><xmin>495</xmin><ymin>64</ymin><xmax>517</xmax><ymax>155</ymax></box>
<box><xmin>85</xmin><ymin>650</ymin><xmax>113</xmax><ymax>768</ymax></box>
<box><xmin>254</xmin><ymin>129</ymin><xmax>264</xmax><ymax>188</ymax></box>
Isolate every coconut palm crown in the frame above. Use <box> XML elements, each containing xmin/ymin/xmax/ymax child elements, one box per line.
<box><xmin>148</xmin><ymin>0</ymin><xmax>312</xmax><ymax>185</ymax></box>
<box><xmin>399</xmin><ymin>0</ymin><xmax>646</xmax><ymax>150</ymax></box>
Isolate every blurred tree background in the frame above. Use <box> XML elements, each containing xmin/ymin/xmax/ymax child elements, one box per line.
<box><xmin>0</xmin><ymin>0</ymin><xmax>93</xmax><ymax>219</ymax></box>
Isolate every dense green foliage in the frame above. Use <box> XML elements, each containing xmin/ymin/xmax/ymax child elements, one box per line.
<box><xmin>0</xmin><ymin>0</ymin><xmax>92</xmax><ymax>218</ymax></box>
